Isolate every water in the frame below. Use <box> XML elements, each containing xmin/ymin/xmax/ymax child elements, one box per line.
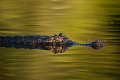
<box><xmin>0</xmin><ymin>0</ymin><xmax>120</xmax><ymax>80</ymax></box>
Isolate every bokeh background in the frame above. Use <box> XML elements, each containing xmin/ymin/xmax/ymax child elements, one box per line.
<box><xmin>0</xmin><ymin>0</ymin><xmax>120</xmax><ymax>80</ymax></box>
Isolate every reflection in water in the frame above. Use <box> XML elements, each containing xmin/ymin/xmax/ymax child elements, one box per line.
<box><xmin>107</xmin><ymin>14</ymin><xmax>120</xmax><ymax>44</ymax></box>
<box><xmin>0</xmin><ymin>0</ymin><xmax>120</xmax><ymax>80</ymax></box>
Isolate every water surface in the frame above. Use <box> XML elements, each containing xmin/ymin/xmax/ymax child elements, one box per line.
<box><xmin>0</xmin><ymin>0</ymin><xmax>120</xmax><ymax>80</ymax></box>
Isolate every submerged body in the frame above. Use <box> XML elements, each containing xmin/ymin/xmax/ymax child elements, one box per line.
<box><xmin>0</xmin><ymin>33</ymin><xmax>105</xmax><ymax>54</ymax></box>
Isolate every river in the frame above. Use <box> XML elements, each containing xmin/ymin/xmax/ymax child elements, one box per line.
<box><xmin>0</xmin><ymin>0</ymin><xmax>120</xmax><ymax>80</ymax></box>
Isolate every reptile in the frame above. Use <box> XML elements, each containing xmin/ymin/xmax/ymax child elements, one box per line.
<box><xmin>0</xmin><ymin>33</ymin><xmax>105</xmax><ymax>54</ymax></box>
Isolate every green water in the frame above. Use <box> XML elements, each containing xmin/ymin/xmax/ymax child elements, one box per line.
<box><xmin>0</xmin><ymin>0</ymin><xmax>120</xmax><ymax>80</ymax></box>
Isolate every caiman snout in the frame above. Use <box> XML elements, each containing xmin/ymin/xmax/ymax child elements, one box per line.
<box><xmin>91</xmin><ymin>40</ymin><xmax>105</xmax><ymax>50</ymax></box>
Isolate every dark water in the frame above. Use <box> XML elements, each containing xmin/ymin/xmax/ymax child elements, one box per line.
<box><xmin>0</xmin><ymin>0</ymin><xmax>120</xmax><ymax>80</ymax></box>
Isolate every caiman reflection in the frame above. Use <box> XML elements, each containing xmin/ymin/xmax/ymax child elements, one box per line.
<box><xmin>0</xmin><ymin>33</ymin><xmax>105</xmax><ymax>54</ymax></box>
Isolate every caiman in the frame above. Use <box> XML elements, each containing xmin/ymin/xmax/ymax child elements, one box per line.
<box><xmin>0</xmin><ymin>33</ymin><xmax>105</xmax><ymax>54</ymax></box>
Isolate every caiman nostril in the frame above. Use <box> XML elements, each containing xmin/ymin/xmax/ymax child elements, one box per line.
<box><xmin>91</xmin><ymin>40</ymin><xmax>105</xmax><ymax>50</ymax></box>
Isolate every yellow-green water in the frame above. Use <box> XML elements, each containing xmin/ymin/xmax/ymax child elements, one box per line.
<box><xmin>0</xmin><ymin>0</ymin><xmax>120</xmax><ymax>80</ymax></box>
